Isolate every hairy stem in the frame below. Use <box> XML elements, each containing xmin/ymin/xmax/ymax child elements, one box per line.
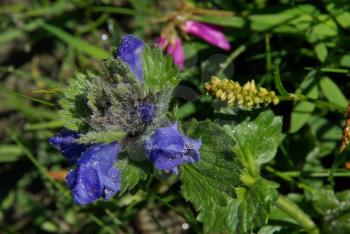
<box><xmin>275</xmin><ymin>195</ymin><xmax>319</xmax><ymax>234</ymax></box>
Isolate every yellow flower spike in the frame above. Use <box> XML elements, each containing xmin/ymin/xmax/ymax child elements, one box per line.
<box><xmin>204</xmin><ymin>76</ymin><xmax>280</xmax><ymax>109</ymax></box>
<box><xmin>227</xmin><ymin>92</ymin><xmax>234</xmax><ymax>100</ymax></box>
<box><xmin>254</xmin><ymin>97</ymin><xmax>262</xmax><ymax>104</ymax></box>
<box><xmin>228</xmin><ymin>96</ymin><xmax>235</xmax><ymax>104</ymax></box>
<box><xmin>242</xmin><ymin>81</ymin><xmax>251</xmax><ymax>91</ymax></box>
<box><xmin>233</xmin><ymin>82</ymin><xmax>241</xmax><ymax>90</ymax></box>
<box><xmin>220</xmin><ymin>92</ymin><xmax>227</xmax><ymax>101</ymax></box>
<box><xmin>246</xmin><ymin>97</ymin><xmax>254</xmax><ymax>107</ymax></box>
<box><xmin>204</xmin><ymin>83</ymin><xmax>212</xmax><ymax>91</ymax></box>
<box><xmin>264</xmin><ymin>96</ymin><xmax>272</xmax><ymax>103</ymax></box>
<box><xmin>250</xmin><ymin>80</ymin><xmax>257</xmax><ymax>92</ymax></box>
<box><xmin>228</xmin><ymin>83</ymin><xmax>235</xmax><ymax>90</ymax></box>
<box><xmin>258</xmin><ymin>87</ymin><xmax>268</xmax><ymax>96</ymax></box>
<box><xmin>241</xmin><ymin>89</ymin><xmax>249</xmax><ymax>96</ymax></box>
<box><xmin>216</xmin><ymin>89</ymin><xmax>223</xmax><ymax>98</ymax></box>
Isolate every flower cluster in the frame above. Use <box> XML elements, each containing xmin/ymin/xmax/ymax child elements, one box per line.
<box><xmin>50</xmin><ymin>35</ymin><xmax>201</xmax><ymax>205</ymax></box>
<box><xmin>205</xmin><ymin>76</ymin><xmax>280</xmax><ymax>109</ymax></box>
<box><xmin>157</xmin><ymin>2</ymin><xmax>231</xmax><ymax>69</ymax></box>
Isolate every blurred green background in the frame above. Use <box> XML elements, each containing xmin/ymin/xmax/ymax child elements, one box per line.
<box><xmin>1</xmin><ymin>0</ymin><xmax>350</xmax><ymax>233</ymax></box>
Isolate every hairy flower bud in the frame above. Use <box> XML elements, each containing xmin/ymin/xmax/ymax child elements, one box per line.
<box><xmin>138</xmin><ymin>103</ymin><xmax>156</xmax><ymax>123</ymax></box>
<box><xmin>117</xmin><ymin>34</ymin><xmax>144</xmax><ymax>82</ymax></box>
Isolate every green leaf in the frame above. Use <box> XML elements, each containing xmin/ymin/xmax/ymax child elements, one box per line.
<box><xmin>40</xmin><ymin>23</ymin><xmax>110</xmax><ymax>59</ymax></box>
<box><xmin>175</xmin><ymin>102</ymin><xmax>196</xmax><ymax>120</ymax></box>
<box><xmin>249</xmin><ymin>5</ymin><xmax>318</xmax><ymax>33</ymax></box>
<box><xmin>310</xmin><ymin>187</ymin><xmax>340</xmax><ymax>215</ymax></box>
<box><xmin>308</xmin><ymin>115</ymin><xmax>342</xmax><ymax>158</ymax></box>
<box><xmin>289</xmin><ymin>83</ymin><xmax>319</xmax><ymax>133</ymax></box>
<box><xmin>340</xmin><ymin>55</ymin><xmax>350</xmax><ymax>67</ymax></box>
<box><xmin>181</xmin><ymin>165</ymin><xmax>239</xmax><ymax>232</ymax></box>
<box><xmin>257</xmin><ymin>225</ymin><xmax>283</xmax><ymax>234</ymax></box>
<box><xmin>227</xmin><ymin>179</ymin><xmax>279</xmax><ymax>233</ymax></box>
<box><xmin>325</xmin><ymin>0</ymin><xmax>350</xmax><ymax>29</ymax></box>
<box><xmin>310</xmin><ymin>187</ymin><xmax>350</xmax><ymax>234</ymax></box>
<box><xmin>249</xmin><ymin>5</ymin><xmax>338</xmax><ymax>46</ymax></box>
<box><xmin>183</xmin><ymin>170</ymin><xmax>279</xmax><ymax>234</ymax></box>
<box><xmin>320</xmin><ymin>76</ymin><xmax>348</xmax><ymax>109</ymax></box>
<box><xmin>269</xmin><ymin>204</ymin><xmax>299</xmax><ymax>225</ymax></box>
<box><xmin>184</xmin><ymin>120</ymin><xmax>242</xmax><ymax>196</ymax></box>
<box><xmin>227</xmin><ymin>110</ymin><xmax>284</xmax><ymax>166</ymax></box>
<box><xmin>196</xmin><ymin>15</ymin><xmax>245</xmax><ymax>28</ymax></box>
<box><xmin>41</xmin><ymin>221</ymin><xmax>58</xmax><ymax>233</ymax></box>
<box><xmin>59</xmin><ymin>72</ymin><xmax>94</xmax><ymax>130</ymax></box>
<box><xmin>181</xmin><ymin>113</ymin><xmax>282</xmax><ymax>233</ymax></box>
<box><xmin>314</xmin><ymin>43</ymin><xmax>328</xmax><ymax>62</ymax></box>
<box><xmin>181</xmin><ymin>120</ymin><xmax>242</xmax><ymax>232</ymax></box>
<box><xmin>306</xmin><ymin>16</ymin><xmax>338</xmax><ymax>43</ymax></box>
<box><xmin>78</xmin><ymin>131</ymin><xmax>127</xmax><ymax>144</ymax></box>
<box><xmin>116</xmin><ymin>157</ymin><xmax>150</xmax><ymax>194</ymax></box>
<box><xmin>142</xmin><ymin>46</ymin><xmax>179</xmax><ymax>94</ymax></box>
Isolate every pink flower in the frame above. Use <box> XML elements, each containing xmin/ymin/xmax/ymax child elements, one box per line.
<box><xmin>158</xmin><ymin>36</ymin><xmax>185</xmax><ymax>70</ymax></box>
<box><xmin>183</xmin><ymin>21</ymin><xmax>231</xmax><ymax>51</ymax></box>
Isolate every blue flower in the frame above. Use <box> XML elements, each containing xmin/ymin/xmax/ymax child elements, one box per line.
<box><xmin>50</xmin><ymin>129</ymin><xmax>122</xmax><ymax>205</ymax></box>
<box><xmin>66</xmin><ymin>142</ymin><xmax>121</xmax><ymax>205</ymax></box>
<box><xmin>138</xmin><ymin>103</ymin><xmax>156</xmax><ymax>123</ymax></box>
<box><xmin>49</xmin><ymin>129</ymin><xmax>88</xmax><ymax>163</ymax></box>
<box><xmin>117</xmin><ymin>34</ymin><xmax>144</xmax><ymax>82</ymax></box>
<box><xmin>145</xmin><ymin>122</ymin><xmax>202</xmax><ymax>174</ymax></box>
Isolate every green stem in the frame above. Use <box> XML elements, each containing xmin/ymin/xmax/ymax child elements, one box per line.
<box><xmin>216</xmin><ymin>44</ymin><xmax>247</xmax><ymax>77</ymax></box>
<box><xmin>275</xmin><ymin>195</ymin><xmax>319</xmax><ymax>234</ymax></box>
<box><xmin>281</xmin><ymin>170</ymin><xmax>350</xmax><ymax>177</ymax></box>
<box><xmin>265</xmin><ymin>166</ymin><xmax>314</xmax><ymax>192</ymax></box>
<box><xmin>278</xmin><ymin>93</ymin><xmax>346</xmax><ymax>113</ymax></box>
<box><xmin>265</xmin><ymin>34</ymin><xmax>272</xmax><ymax>72</ymax></box>
<box><xmin>266</xmin><ymin>166</ymin><xmax>350</xmax><ymax>178</ymax></box>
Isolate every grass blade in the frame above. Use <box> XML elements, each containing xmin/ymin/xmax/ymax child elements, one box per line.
<box><xmin>40</xmin><ymin>23</ymin><xmax>110</xmax><ymax>59</ymax></box>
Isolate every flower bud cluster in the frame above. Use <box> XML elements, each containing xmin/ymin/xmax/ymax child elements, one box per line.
<box><xmin>205</xmin><ymin>76</ymin><xmax>279</xmax><ymax>109</ymax></box>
